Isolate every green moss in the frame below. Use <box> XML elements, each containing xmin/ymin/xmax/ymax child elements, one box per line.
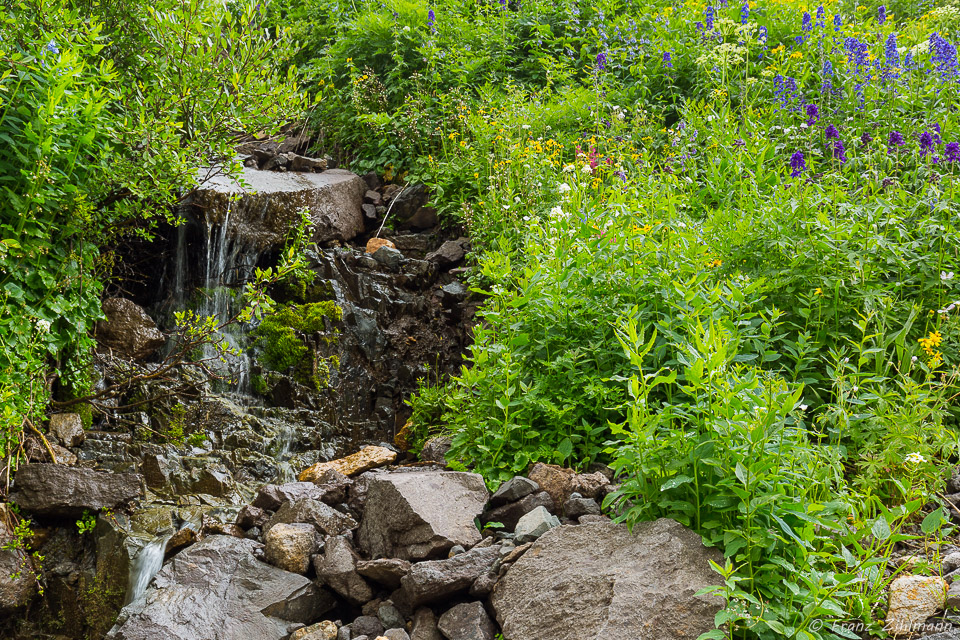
<box><xmin>253</xmin><ymin>302</ymin><xmax>342</xmax><ymax>390</ymax></box>
<box><xmin>79</xmin><ymin>575</ymin><xmax>124</xmax><ymax>639</ymax></box>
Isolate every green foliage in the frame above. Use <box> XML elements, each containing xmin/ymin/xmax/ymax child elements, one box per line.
<box><xmin>75</xmin><ymin>510</ymin><xmax>96</xmax><ymax>535</ymax></box>
<box><xmin>0</xmin><ymin>0</ymin><xmax>303</xmax><ymax>460</ymax></box>
<box><xmin>253</xmin><ymin>301</ymin><xmax>341</xmax><ymax>390</ymax></box>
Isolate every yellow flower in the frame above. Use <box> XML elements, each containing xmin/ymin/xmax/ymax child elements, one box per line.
<box><xmin>814</xmin><ymin>287</ymin><xmax>823</xmax><ymax>296</ymax></box>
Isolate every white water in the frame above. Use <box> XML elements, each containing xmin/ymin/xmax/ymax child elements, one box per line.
<box><xmin>124</xmin><ymin>535</ymin><xmax>171</xmax><ymax>606</ymax></box>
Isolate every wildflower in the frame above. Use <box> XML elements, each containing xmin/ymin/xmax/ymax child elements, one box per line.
<box><xmin>814</xmin><ymin>287</ymin><xmax>823</xmax><ymax>295</ymax></box>
<box><xmin>581</xmin><ymin>164</ymin><xmax>593</xmax><ymax>174</ymax></box>
<box><xmin>705</xmin><ymin>5</ymin><xmax>715</xmax><ymax>30</ymax></box>
<box><xmin>45</xmin><ymin>40</ymin><xmax>58</xmax><ymax>54</ymax></box>
<box><xmin>946</xmin><ymin>142</ymin><xmax>960</xmax><ymax>162</ymax></box>
<box><xmin>562</xmin><ymin>164</ymin><xmax>576</xmax><ymax>172</ymax></box>
<box><xmin>35</xmin><ymin>318</ymin><xmax>51</xmax><ymax>333</ymax></box>
<box><xmin>789</xmin><ymin>150</ymin><xmax>806</xmax><ymax>177</ymax></box>
<box><xmin>878</xmin><ymin>5</ymin><xmax>886</xmax><ymax>24</ymax></box>
<box><xmin>816</xmin><ymin>5</ymin><xmax>825</xmax><ymax>28</ymax></box>
<box><xmin>800</xmin><ymin>403</ymin><xmax>809</xmax><ymax>411</ymax></box>
<box><xmin>920</xmin><ymin>131</ymin><xmax>936</xmax><ymax>156</ymax></box>
<box><xmin>884</xmin><ymin>33</ymin><xmax>899</xmax><ymax>68</ymax></box>
<box><xmin>802</xmin><ymin>12</ymin><xmax>812</xmax><ymax>32</ymax></box>
<box><xmin>427</xmin><ymin>8</ymin><xmax>436</xmax><ymax>32</ymax></box>
<box><xmin>861</xmin><ymin>132</ymin><xmax>873</xmax><ymax>145</ymax></box>
<box><xmin>888</xmin><ymin>130</ymin><xmax>905</xmax><ymax>152</ymax></box>
<box><xmin>663</xmin><ymin>51</ymin><xmax>673</xmax><ymax>68</ymax></box>
<box><xmin>595</xmin><ymin>51</ymin><xmax>607</xmax><ymax>71</ymax></box>
<box><xmin>806</xmin><ymin>104</ymin><xmax>820</xmax><ymax>125</ymax></box>
<box><xmin>930</xmin><ymin>33</ymin><xmax>959</xmax><ymax>82</ymax></box>
<box><xmin>833</xmin><ymin>13</ymin><xmax>842</xmax><ymax>31</ymax></box>
<box><xmin>905</xmin><ymin>452</ymin><xmax>926</xmax><ymax>464</ymax></box>
<box><xmin>825</xmin><ymin>124</ymin><xmax>840</xmax><ymax>139</ymax></box>
<box><xmin>941</xmin><ymin>271</ymin><xmax>954</xmax><ymax>281</ymax></box>
<box><xmin>821</xmin><ymin>59</ymin><xmax>834</xmax><ymax>92</ymax></box>
<box><xmin>550</xmin><ymin>206</ymin><xmax>565</xmax><ymax>218</ymax></box>
<box><xmin>831</xmin><ymin>139</ymin><xmax>848</xmax><ymax>164</ymax></box>
<box><xmin>558</xmin><ymin>182</ymin><xmax>571</xmax><ymax>193</ymax></box>
<box><xmin>758</xmin><ymin>25</ymin><xmax>768</xmax><ymax>44</ymax></box>
<box><xmin>740</xmin><ymin>2</ymin><xmax>749</xmax><ymax>24</ymax></box>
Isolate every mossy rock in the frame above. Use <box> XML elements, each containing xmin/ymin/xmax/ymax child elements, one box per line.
<box><xmin>253</xmin><ymin>301</ymin><xmax>341</xmax><ymax>390</ymax></box>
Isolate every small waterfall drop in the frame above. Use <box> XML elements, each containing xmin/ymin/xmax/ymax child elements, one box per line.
<box><xmin>124</xmin><ymin>535</ymin><xmax>172</xmax><ymax>606</ymax></box>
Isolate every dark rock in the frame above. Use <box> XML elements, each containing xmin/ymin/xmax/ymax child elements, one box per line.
<box><xmin>364</xmin><ymin>190</ymin><xmax>383</xmax><ymax>206</ymax></box>
<box><xmin>389</xmin><ymin>183</ymin><xmax>429</xmax><ymax>221</ymax></box>
<box><xmin>288</xmin><ymin>153</ymin><xmax>327</xmax><ymax>172</ymax></box>
<box><xmin>356</xmin><ymin>558</ymin><xmax>411</xmax><ymax>589</ymax></box>
<box><xmin>563</xmin><ymin>496</ymin><xmax>601</xmax><ymax>519</ymax></box>
<box><xmin>165</xmin><ymin>527</ymin><xmax>199</xmax><ymax>555</ymax></box>
<box><xmin>263</xmin><ymin>153</ymin><xmax>290</xmax><ymax>171</ymax></box>
<box><xmin>192</xmin><ymin>467</ymin><xmax>233</xmax><ymax>497</ymax></box>
<box><xmin>403</xmin><ymin>207</ymin><xmax>438</xmax><ymax>231</ymax></box>
<box><xmin>0</xmin><ymin>510</ymin><xmax>36</xmax><ymax>614</ymax></box>
<box><xmin>264</xmin><ymin>498</ymin><xmax>357</xmax><ymax>537</ymax></box>
<box><xmin>350</xmin><ymin>616</ymin><xmax>384</xmax><ymax>639</ymax></box>
<box><xmin>362</xmin><ymin>172</ymin><xmax>382</xmax><ymax>191</ymax></box>
<box><xmin>439</xmin><ymin>282</ymin><xmax>468</xmax><ymax>307</ymax></box>
<box><xmin>236</xmin><ymin>504</ymin><xmax>269</xmax><ymax>530</ymax></box>
<box><xmin>12</xmin><ymin>464</ymin><xmax>143</xmax><ymax>517</ymax></box>
<box><xmin>107</xmin><ymin>535</ymin><xmax>335</xmax><ymax>639</ymax></box>
<box><xmin>23</xmin><ymin>435</ymin><xmax>77</xmax><ymax>465</ymax></box>
<box><xmin>419</xmin><ymin>437</ymin><xmax>451</xmax><ymax>465</ymax></box>
<box><xmin>373</xmin><ymin>246</ymin><xmax>403</xmax><ymax>271</ymax></box>
<box><xmin>378</xmin><ymin>602</ymin><xmax>406</xmax><ymax>629</ymax></box>
<box><xmin>49</xmin><ymin>413</ymin><xmax>85</xmax><ymax>447</ymax></box>
<box><xmin>411</xmin><ymin>607</ymin><xmax>443</xmax><ymax>640</ymax></box>
<box><xmin>526</xmin><ymin>463</ymin><xmax>576</xmax><ymax>508</ymax></box>
<box><xmin>394</xmin><ymin>545</ymin><xmax>500</xmax><ymax>608</ymax></box>
<box><xmin>469</xmin><ymin>570</ymin><xmax>498</xmax><ymax>598</ymax></box>
<box><xmin>95</xmin><ymin>298</ymin><xmax>166</xmax><ymax>361</ymax></box>
<box><xmin>489</xmin><ymin>477</ymin><xmax>539</xmax><ymax>508</ymax></box>
<box><xmin>141</xmin><ymin>453</ymin><xmax>176</xmax><ymax>490</ymax></box>
<box><xmin>491</xmin><ymin>520</ymin><xmax>723</xmax><ymax>640</ymax></box>
<box><xmin>314</xmin><ymin>536</ymin><xmax>374</xmax><ymax>606</ymax></box>
<box><xmin>425</xmin><ymin>239</ymin><xmax>468</xmax><ymax>268</ymax></box>
<box><xmin>437</xmin><ymin>602</ymin><xmax>496</xmax><ymax>640</ymax></box>
<box><xmin>358</xmin><ymin>471</ymin><xmax>488</xmax><ymax>560</ymax></box>
<box><xmin>481</xmin><ymin>491</ymin><xmax>554</xmax><ymax>531</ymax></box>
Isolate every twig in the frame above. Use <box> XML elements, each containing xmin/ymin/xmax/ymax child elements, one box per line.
<box><xmin>376</xmin><ymin>185</ymin><xmax>408</xmax><ymax>238</ymax></box>
<box><xmin>25</xmin><ymin>419</ymin><xmax>59</xmax><ymax>464</ymax></box>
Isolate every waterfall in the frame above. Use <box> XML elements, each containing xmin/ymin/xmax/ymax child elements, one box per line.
<box><xmin>196</xmin><ymin>201</ymin><xmax>260</xmax><ymax>396</ymax></box>
<box><xmin>124</xmin><ymin>535</ymin><xmax>172</xmax><ymax>606</ymax></box>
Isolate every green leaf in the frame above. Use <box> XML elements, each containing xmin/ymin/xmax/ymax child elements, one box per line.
<box><xmin>871</xmin><ymin>517</ymin><xmax>891</xmax><ymax>541</ymax></box>
<box><xmin>660</xmin><ymin>475</ymin><xmax>693</xmax><ymax>491</ymax></box>
<box><xmin>921</xmin><ymin>507</ymin><xmax>944</xmax><ymax>534</ymax></box>
<box><xmin>557</xmin><ymin>437</ymin><xmax>573</xmax><ymax>459</ymax></box>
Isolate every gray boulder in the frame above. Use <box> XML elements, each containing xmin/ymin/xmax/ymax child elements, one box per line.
<box><xmin>108</xmin><ymin>535</ymin><xmax>335</xmax><ymax>640</ymax></box>
<box><xmin>481</xmin><ymin>491</ymin><xmax>554</xmax><ymax>531</ymax></box>
<box><xmin>192</xmin><ymin>167</ymin><xmax>366</xmax><ymax>251</ymax></box>
<box><xmin>264</xmin><ymin>497</ymin><xmax>357</xmax><ymax>536</ymax></box>
<box><xmin>12</xmin><ymin>464</ymin><xmax>143</xmax><ymax>517</ymax></box>
<box><xmin>356</xmin><ymin>558</ymin><xmax>411</xmax><ymax>589</ymax></box>
<box><xmin>95</xmin><ymin>298</ymin><xmax>166</xmax><ymax>360</ymax></box>
<box><xmin>437</xmin><ymin>602</ymin><xmax>497</xmax><ymax>640</ymax></box>
<box><xmin>491</xmin><ymin>519</ymin><xmax>723</xmax><ymax>640</ymax></box>
<box><xmin>411</xmin><ymin>607</ymin><xmax>443</xmax><ymax>640</ymax></box>
<box><xmin>489</xmin><ymin>477</ymin><xmax>539</xmax><ymax>508</ymax></box>
<box><xmin>395</xmin><ymin>544</ymin><xmax>500</xmax><ymax>608</ymax></box>
<box><xmin>349</xmin><ymin>616</ymin><xmax>384</xmax><ymax>638</ymax></box>
<box><xmin>358</xmin><ymin>471</ymin><xmax>488</xmax><ymax>560</ymax></box>
<box><xmin>253</xmin><ymin>475</ymin><xmax>351</xmax><ymax>511</ymax></box>
<box><xmin>513</xmin><ymin>506</ymin><xmax>559</xmax><ymax>543</ymax></box>
<box><xmin>314</xmin><ymin>536</ymin><xmax>374</xmax><ymax>606</ymax></box>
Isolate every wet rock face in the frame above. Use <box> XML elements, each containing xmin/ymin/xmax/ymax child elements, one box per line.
<box><xmin>491</xmin><ymin>519</ymin><xmax>724</xmax><ymax>640</ymax></box>
<box><xmin>0</xmin><ymin>512</ymin><xmax>36</xmax><ymax>614</ymax></box>
<box><xmin>191</xmin><ymin>167</ymin><xmax>367</xmax><ymax>251</ymax></box>
<box><xmin>107</xmin><ymin>535</ymin><xmax>335</xmax><ymax>640</ymax></box>
<box><xmin>11</xmin><ymin>464</ymin><xmax>143</xmax><ymax>518</ymax></box>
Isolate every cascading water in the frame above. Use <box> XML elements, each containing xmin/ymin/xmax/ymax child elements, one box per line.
<box><xmin>124</xmin><ymin>534</ymin><xmax>172</xmax><ymax>606</ymax></box>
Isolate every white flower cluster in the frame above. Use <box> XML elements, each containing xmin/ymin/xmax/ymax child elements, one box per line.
<box><xmin>696</xmin><ymin>43</ymin><xmax>748</xmax><ymax>69</ymax></box>
<box><xmin>35</xmin><ymin>318</ymin><xmax>51</xmax><ymax>333</ymax></box>
<box><xmin>905</xmin><ymin>452</ymin><xmax>927</xmax><ymax>464</ymax></box>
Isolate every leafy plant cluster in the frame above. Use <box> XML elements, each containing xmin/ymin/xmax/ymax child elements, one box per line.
<box><xmin>278</xmin><ymin>0</ymin><xmax>960</xmax><ymax>635</ymax></box>
<box><xmin>1</xmin><ymin>0</ymin><xmax>302</xmax><ymax>465</ymax></box>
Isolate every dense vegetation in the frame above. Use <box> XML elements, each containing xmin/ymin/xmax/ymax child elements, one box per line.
<box><xmin>9</xmin><ymin>0</ymin><xmax>960</xmax><ymax>636</ymax></box>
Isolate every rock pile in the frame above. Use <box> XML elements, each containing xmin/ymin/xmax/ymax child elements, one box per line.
<box><xmin>105</xmin><ymin>454</ymin><xmax>723</xmax><ymax>640</ymax></box>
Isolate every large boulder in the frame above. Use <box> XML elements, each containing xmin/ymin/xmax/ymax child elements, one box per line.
<box><xmin>314</xmin><ymin>536</ymin><xmax>374</xmax><ymax>605</ymax></box>
<box><xmin>11</xmin><ymin>464</ymin><xmax>143</xmax><ymax>517</ymax></box>
<box><xmin>358</xmin><ymin>471</ymin><xmax>488</xmax><ymax>560</ymax></box>
<box><xmin>886</xmin><ymin>575</ymin><xmax>947</xmax><ymax>636</ymax></box>
<box><xmin>95</xmin><ymin>298</ymin><xmax>166</xmax><ymax>361</ymax></box>
<box><xmin>253</xmin><ymin>475</ymin><xmax>350</xmax><ymax>511</ymax></box>
<box><xmin>191</xmin><ymin>167</ymin><xmax>366</xmax><ymax>251</ymax></box>
<box><xmin>263</xmin><ymin>523</ymin><xmax>318</xmax><ymax>574</ymax></box>
<box><xmin>107</xmin><ymin>535</ymin><xmax>335</xmax><ymax>640</ymax></box>
<box><xmin>0</xmin><ymin>508</ymin><xmax>36</xmax><ymax>614</ymax></box>
<box><xmin>264</xmin><ymin>497</ymin><xmax>357</xmax><ymax>537</ymax></box>
<box><xmin>491</xmin><ymin>519</ymin><xmax>723</xmax><ymax>640</ymax></box>
<box><xmin>437</xmin><ymin>602</ymin><xmax>497</xmax><ymax>640</ymax></box>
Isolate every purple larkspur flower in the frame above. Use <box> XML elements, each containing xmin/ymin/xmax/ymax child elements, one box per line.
<box><xmin>825</xmin><ymin>124</ymin><xmax>840</xmax><ymax>140</ymax></box>
<box><xmin>831</xmin><ymin>139</ymin><xmax>847</xmax><ymax>164</ymax></box>
<box><xmin>758</xmin><ymin>25</ymin><xmax>768</xmax><ymax>43</ymax></box>
<box><xmin>920</xmin><ymin>131</ymin><xmax>935</xmax><ymax>156</ymax></box>
<box><xmin>878</xmin><ymin>5</ymin><xmax>886</xmax><ymax>24</ymax></box>
<box><xmin>427</xmin><ymin>8</ymin><xmax>436</xmax><ymax>31</ymax></box>
<box><xmin>740</xmin><ymin>2</ymin><xmax>749</xmax><ymax>24</ymax></box>
<box><xmin>816</xmin><ymin>5</ymin><xmax>825</xmax><ymax>28</ymax></box>
<box><xmin>885</xmin><ymin>33</ymin><xmax>899</xmax><ymax>68</ymax></box>
<box><xmin>946</xmin><ymin>142</ymin><xmax>960</xmax><ymax>162</ymax></box>
<box><xmin>802</xmin><ymin>12</ymin><xmax>812</xmax><ymax>32</ymax></box>
<box><xmin>45</xmin><ymin>40</ymin><xmax>58</xmax><ymax>54</ymax></box>
<box><xmin>705</xmin><ymin>5</ymin><xmax>715</xmax><ymax>30</ymax></box>
<box><xmin>833</xmin><ymin>13</ymin><xmax>842</xmax><ymax>31</ymax></box>
<box><xmin>861</xmin><ymin>132</ymin><xmax>873</xmax><ymax>145</ymax></box>
<box><xmin>596</xmin><ymin>51</ymin><xmax>607</xmax><ymax>71</ymax></box>
<box><xmin>790</xmin><ymin>150</ymin><xmax>806</xmax><ymax>177</ymax></box>
<box><xmin>806</xmin><ymin>104</ymin><xmax>820</xmax><ymax>125</ymax></box>
<box><xmin>663</xmin><ymin>51</ymin><xmax>673</xmax><ymax>68</ymax></box>
<box><xmin>888</xmin><ymin>130</ymin><xmax>905</xmax><ymax>152</ymax></box>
